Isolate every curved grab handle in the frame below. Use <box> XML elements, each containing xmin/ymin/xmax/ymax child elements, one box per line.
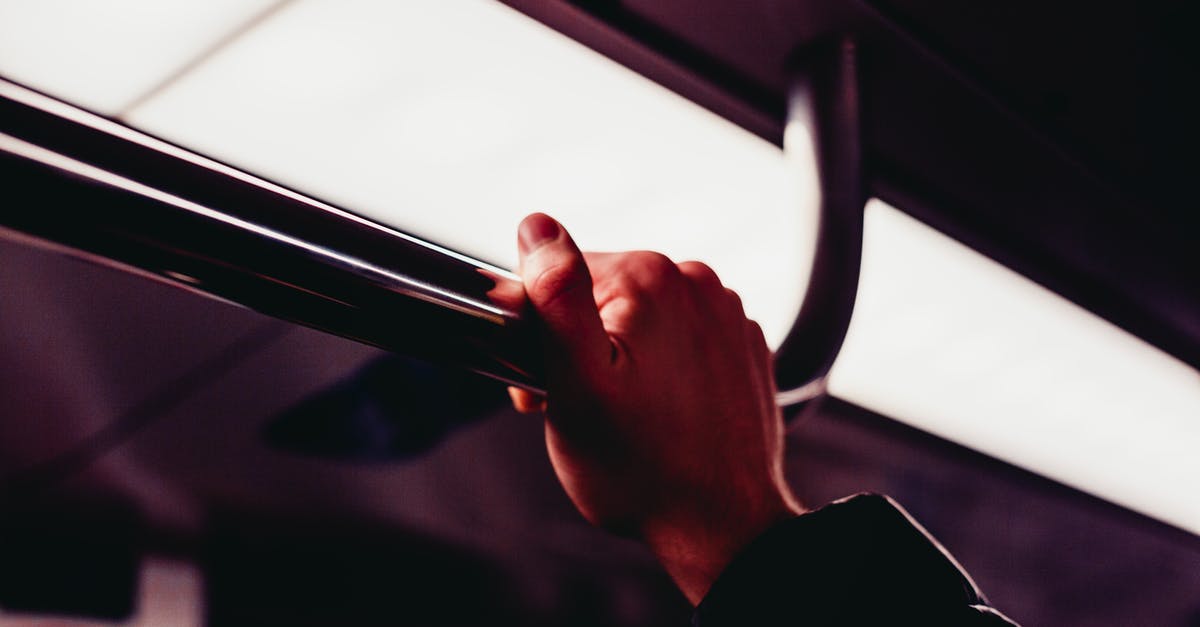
<box><xmin>773</xmin><ymin>39</ymin><xmax>866</xmax><ymax>405</ymax></box>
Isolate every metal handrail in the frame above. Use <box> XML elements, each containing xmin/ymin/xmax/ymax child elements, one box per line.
<box><xmin>0</xmin><ymin>77</ymin><xmax>543</xmax><ymax>392</ymax></box>
<box><xmin>774</xmin><ymin>39</ymin><xmax>865</xmax><ymax>405</ymax></box>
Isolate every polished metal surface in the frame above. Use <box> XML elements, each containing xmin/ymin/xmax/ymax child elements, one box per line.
<box><xmin>774</xmin><ymin>39</ymin><xmax>865</xmax><ymax>405</ymax></box>
<box><xmin>0</xmin><ymin>77</ymin><xmax>544</xmax><ymax>391</ymax></box>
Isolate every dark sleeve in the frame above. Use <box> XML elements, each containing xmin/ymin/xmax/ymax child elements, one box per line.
<box><xmin>692</xmin><ymin>494</ymin><xmax>1018</xmax><ymax>626</ymax></box>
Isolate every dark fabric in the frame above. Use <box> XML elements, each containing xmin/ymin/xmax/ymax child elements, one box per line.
<box><xmin>693</xmin><ymin>494</ymin><xmax>1019</xmax><ymax>626</ymax></box>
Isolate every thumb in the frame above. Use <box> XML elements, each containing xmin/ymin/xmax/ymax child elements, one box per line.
<box><xmin>518</xmin><ymin>213</ymin><xmax>610</xmax><ymax>372</ymax></box>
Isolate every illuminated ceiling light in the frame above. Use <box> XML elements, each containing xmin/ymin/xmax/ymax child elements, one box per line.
<box><xmin>0</xmin><ymin>0</ymin><xmax>279</xmax><ymax>114</ymax></box>
<box><xmin>120</xmin><ymin>0</ymin><xmax>814</xmax><ymax>348</ymax></box>
<box><xmin>828</xmin><ymin>200</ymin><xmax>1200</xmax><ymax>534</ymax></box>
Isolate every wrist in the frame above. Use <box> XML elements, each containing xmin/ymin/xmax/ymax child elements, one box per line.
<box><xmin>641</xmin><ymin>487</ymin><xmax>804</xmax><ymax>605</ymax></box>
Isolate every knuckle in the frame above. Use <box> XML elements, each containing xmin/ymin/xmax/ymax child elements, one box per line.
<box><xmin>678</xmin><ymin>260</ymin><xmax>722</xmax><ymax>291</ymax></box>
<box><xmin>746</xmin><ymin>318</ymin><xmax>765</xmax><ymax>341</ymax></box>
<box><xmin>624</xmin><ymin>251</ymin><xmax>679</xmax><ymax>291</ymax></box>
<box><xmin>599</xmin><ymin>294</ymin><xmax>652</xmax><ymax>337</ymax></box>
<box><xmin>724</xmin><ymin>287</ymin><xmax>745</xmax><ymax>313</ymax></box>
<box><xmin>626</xmin><ymin>250</ymin><xmax>672</xmax><ymax>270</ymax></box>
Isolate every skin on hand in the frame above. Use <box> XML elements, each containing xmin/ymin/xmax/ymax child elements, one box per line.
<box><xmin>510</xmin><ymin>213</ymin><xmax>803</xmax><ymax>605</ymax></box>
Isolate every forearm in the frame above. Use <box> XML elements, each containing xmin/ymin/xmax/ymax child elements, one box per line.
<box><xmin>641</xmin><ymin>489</ymin><xmax>804</xmax><ymax>605</ymax></box>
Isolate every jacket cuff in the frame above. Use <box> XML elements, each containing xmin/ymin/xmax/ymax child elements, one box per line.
<box><xmin>692</xmin><ymin>493</ymin><xmax>993</xmax><ymax>626</ymax></box>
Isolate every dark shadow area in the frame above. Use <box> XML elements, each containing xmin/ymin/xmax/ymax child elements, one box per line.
<box><xmin>202</xmin><ymin>509</ymin><xmax>690</xmax><ymax>627</ymax></box>
<box><xmin>263</xmin><ymin>355</ymin><xmax>508</xmax><ymax>461</ymax></box>
<box><xmin>0</xmin><ymin>493</ymin><xmax>141</xmax><ymax>620</ymax></box>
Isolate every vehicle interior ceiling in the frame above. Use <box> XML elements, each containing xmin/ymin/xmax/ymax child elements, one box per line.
<box><xmin>1</xmin><ymin>1</ymin><xmax>1197</xmax><ymax>626</ymax></box>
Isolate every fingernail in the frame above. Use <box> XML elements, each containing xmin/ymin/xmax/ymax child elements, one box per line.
<box><xmin>519</xmin><ymin>214</ymin><xmax>561</xmax><ymax>254</ymax></box>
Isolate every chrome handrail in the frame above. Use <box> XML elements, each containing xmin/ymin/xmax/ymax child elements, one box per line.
<box><xmin>0</xmin><ymin>77</ymin><xmax>543</xmax><ymax>392</ymax></box>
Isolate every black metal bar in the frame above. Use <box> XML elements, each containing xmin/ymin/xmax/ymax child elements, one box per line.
<box><xmin>0</xmin><ymin>78</ymin><xmax>544</xmax><ymax>392</ymax></box>
<box><xmin>498</xmin><ymin>0</ymin><xmax>784</xmax><ymax>144</ymax></box>
<box><xmin>561</xmin><ymin>0</ymin><xmax>784</xmax><ymax>128</ymax></box>
<box><xmin>774</xmin><ymin>39</ymin><xmax>865</xmax><ymax>404</ymax></box>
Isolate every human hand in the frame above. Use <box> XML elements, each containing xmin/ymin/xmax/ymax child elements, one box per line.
<box><xmin>509</xmin><ymin>213</ymin><xmax>803</xmax><ymax>604</ymax></box>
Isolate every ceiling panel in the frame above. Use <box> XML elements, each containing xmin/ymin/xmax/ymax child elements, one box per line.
<box><xmin>829</xmin><ymin>200</ymin><xmax>1200</xmax><ymax>535</ymax></box>
<box><xmin>0</xmin><ymin>0</ymin><xmax>279</xmax><ymax>114</ymax></box>
<box><xmin>124</xmin><ymin>0</ymin><xmax>815</xmax><ymax>347</ymax></box>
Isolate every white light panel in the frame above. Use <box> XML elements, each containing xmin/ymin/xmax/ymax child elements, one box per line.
<box><xmin>829</xmin><ymin>200</ymin><xmax>1200</xmax><ymax>534</ymax></box>
<box><xmin>123</xmin><ymin>0</ymin><xmax>813</xmax><ymax>348</ymax></box>
<box><xmin>0</xmin><ymin>0</ymin><xmax>278</xmax><ymax>115</ymax></box>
